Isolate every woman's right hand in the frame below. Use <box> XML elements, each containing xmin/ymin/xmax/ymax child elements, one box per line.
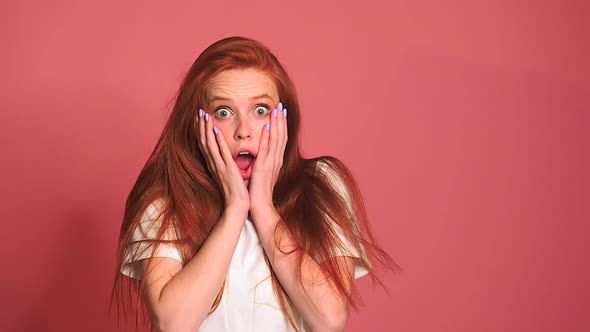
<box><xmin>197</xmin><ymin>109</ymin><xmax>250</xmax><ymax>214</ymax></box>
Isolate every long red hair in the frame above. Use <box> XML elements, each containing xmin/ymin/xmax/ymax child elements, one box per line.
<box><xmin>111</xmin><ymin>36</ymin><xmax>397</xmax><ymax>330</ymax></box>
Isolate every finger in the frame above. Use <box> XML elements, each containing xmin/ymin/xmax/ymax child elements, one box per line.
<box><xmin>198</xmin><ymin>110</ymin><xmax>217</xmax><ymax>174</ymax></box>
<box><xmin>268</xmin><ymin>107</ymin><xmax>279</xmax><ymax>159</ymax></box>
<box><xmin>258</xmin><ymin>121</ymin><xmax>270</xmax><ymax>162</ymax></box>
<box><xmin>275</xmin><ymin>103</ymin><xmax>286</xmax><ymax>167</ymax></box>
<box><xmin>213</xmin><ymin>125</ymin><xmax>236</xmax><ymax>168</ymax></box>
<box><xmin>204</xmin><ymin>113</ymin><xmax>226</xmax><ymax>170</ymax></box>
<box><xmin>279</xmin><ymin>107</ymin><xmax>288</xmax><ymax>166</ymax></box>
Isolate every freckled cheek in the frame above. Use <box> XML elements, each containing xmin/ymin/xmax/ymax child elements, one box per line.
<box><xmin>213</xmin><ymin>122</ymin><xmax>233</xmax><ymax>138</ymax></box>
<box><xmin>254</xmin><ymin>117</ymin><xmax>270</xmax><ymax>135</ymax></box>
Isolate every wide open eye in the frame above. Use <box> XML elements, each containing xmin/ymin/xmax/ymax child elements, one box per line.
<box><xmin>215</xmin><ymin>107</ymin><xmax>233</xmax><ymax>118</ymax></box>
<box><xmin>254</xmin><ymin>105</ymin><xmax>270</xmax><ymax>116</ymax></box>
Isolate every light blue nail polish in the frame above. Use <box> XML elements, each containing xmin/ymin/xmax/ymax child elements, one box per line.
<box><xmin>205</xmin><ymin>113</ymin><xmax>209</xmax><ymax>122</ymax></box>
<box><xmin>199</xmin><ymin>109</ymin><xmax>203</xmax><ymax>118</ymax></box>
<box><xmin>279</xmin><ymin>102</ymin><xmax>283</xmax><ymax>110</ymax></box>
<box><xmin>266</xmin><ymin>123</ymin><xmax>270</xmax><ymax>131</ymax></box>
<box><xmin>283</xmin><ymin>108</ymin><xmax>287</xmax><ymax>117</ymax></box>
<box><xmin>213</xmin><ymin>127</ymin><xmax>219</xmax><ymax>134</ymax></box>
<box><xmin>273</xmin><ymin>109</ymin><xmax>278</xmax><ymax>117</ymax></box>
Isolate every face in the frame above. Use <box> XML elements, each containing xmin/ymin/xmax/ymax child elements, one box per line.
<box><xmin>204</xmin><ymin>68</ymin><xmax>280</xmax><ymax>184</ymax></box>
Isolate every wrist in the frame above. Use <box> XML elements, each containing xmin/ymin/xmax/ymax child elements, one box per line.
<box><xmin>249</xmin><ymin>202</ymin><xmax>275</xmax><ymax>217</ymax></box>
<box><xmin>223</xmin><ymin>203</ymin><xmax>249</xmax><ymax>221</ymax></box>
<box><xmin>249</xmin><ymin>205</ymin><xmax>282</xmax><ymax>234</ymax></box>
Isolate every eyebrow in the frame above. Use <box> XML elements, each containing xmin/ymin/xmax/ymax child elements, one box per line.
<box><xmin>208</xmin><ymin>94</ymin><xmax>274</xmax><ymax>104</ymax></box>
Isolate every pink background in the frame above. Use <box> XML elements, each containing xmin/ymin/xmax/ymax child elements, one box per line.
<box><xmin>2</xmin><ymin>1</ymin><xmax>588</xmax><ymax>331</ymax></box>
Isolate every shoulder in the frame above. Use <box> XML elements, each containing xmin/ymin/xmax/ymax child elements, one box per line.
<box><xmin>140</xmin><ymin>198</ymin><xmax>167</xmax><ymax>223</ymax></box>
<box><xmin>134</xmin><ymin>198</ymin><xmax>176</xmax><ymax>241</ymax></box>
<box><xmin>312</xmin><ymin>157</ymin><xmax>352</xmax><ymax>197</ymax></box>
<box><xmin>312</xmin><ymin>156</ymin><xmax>336</xmax><ymax>172</ymax></box>
<box><xmin>312</xmin><ymin>157</ymin><xmax>343</xmax><ymax>180</ymax></box>
<box><xmin>311</xmin><ymin>159</ymin><xmax>372</xmax><ymax>278</ymax></box>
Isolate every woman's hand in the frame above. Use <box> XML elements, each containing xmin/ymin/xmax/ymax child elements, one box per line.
<box><xmin>248</xmin><ymin>102</ymin><xmax>288</xmax><ymax>215</ymax></box>
<box><xmin>197</xmin><ymin>109</ymin><xmax>250</xmax><ymax>214</ymax></box>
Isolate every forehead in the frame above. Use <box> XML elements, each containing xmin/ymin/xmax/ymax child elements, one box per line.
<box><xmin>206</xmin><ymin>68</ymin><xmax>278</xmax><ymax>103</ymax></box>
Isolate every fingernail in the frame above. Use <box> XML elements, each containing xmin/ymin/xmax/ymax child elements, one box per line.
<box><xmin>266</xmin><ymin>123</ymin><xmax>270</xmax><ymax>131</ymax></box>
<box><xmin>273</xmin><ymin>109</ymin><xmax>278</xmax><ymax>117</ymax></box>
<box><xmin>199</xmin><ymin>109</ymin><xmax>203</xmax><ymax>118</ymax></box>
<box><xmin>283</xmin><ymin>108</ymin><xmax>287</xmax><ymax>117</ymax></box>
<box><xmin>213</xmin><ymin>127</ymin><xmax>219</xmax><ymax>134</ymax></box>
<box><xmin>205</xmin><ymin>113</ymin><xmax>209</xmax><ymax>122</ymax></box>
<box><xmin>279</xmin><ymin>102</ymin><xmax>283</xmax><ymax>110</ymax></box>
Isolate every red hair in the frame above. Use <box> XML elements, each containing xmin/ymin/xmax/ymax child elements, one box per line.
<box><xmin>111</xmin><ymin>36</ymin><xmax>397</xmax><ymax>330</ymax></box>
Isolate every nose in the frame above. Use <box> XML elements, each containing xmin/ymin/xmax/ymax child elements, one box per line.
<box><xmin>234</xmin><ymin>116</ymin><xmax>252</xmax><ymax>141</ymax></box>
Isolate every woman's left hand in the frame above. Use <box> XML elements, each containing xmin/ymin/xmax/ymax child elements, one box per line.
<box><xmin>248</xmin><ymin>102</ymin><xmax>288</xmax><ymax>214</ymax></box>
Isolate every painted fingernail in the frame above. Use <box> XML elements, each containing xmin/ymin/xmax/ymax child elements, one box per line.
<box><xmin>199</xmin><ymin>109</ymin><xmax>203</xmax><ymax>118</ymax></box>
<box><xmin>279</xmin><ymin>102</ymin><xmax>283</xmax><ymax>110</ymax></box>
<box><xmin>273</xmin><ymin>109</ymin><xmax>278</xmax><ymax>117</ymax></box>
<box><xmin>266</xmin><ymin>123</ymin><xmax>270</xmax><ymax>131</ymax></box>
<box><xmin>205</xmin><ymin>113</ymin><xmax>209</xmax><ymax>122</ymax></box>
<box><xmin>283</xmin><ymin>108</ymin><xmax>287</xmax><ymax>117</ymax></box>
<box><xmin>213</xmin><ymin>127</ymin><xmax>219</xmax><ymax>134</ymax></box>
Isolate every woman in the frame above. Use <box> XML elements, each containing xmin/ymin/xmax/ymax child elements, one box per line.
<box><xmin>112</xmin><ymin>36</ymin><xmax>395</xmax><ymax>332</ymax></box>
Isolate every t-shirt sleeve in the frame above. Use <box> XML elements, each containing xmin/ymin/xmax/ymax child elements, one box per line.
<box><xmin>120</xmin><ymin>199</ymin><xmax>184</xmax><ymax>280</ymax></box>
<box><xmin>316</xmin><ymin>160</ymin><xmax>372</xmax><ymax>279</ymax></box>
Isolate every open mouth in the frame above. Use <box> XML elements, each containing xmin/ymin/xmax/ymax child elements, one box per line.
<box><xmin>235</xmin><ymin>151</ymin><xmax>255</xmax><ymax>172</ymax></box>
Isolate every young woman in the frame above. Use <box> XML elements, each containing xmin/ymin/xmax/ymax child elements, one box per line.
<box><xmin>112</xmin><ymin>36</ymin><xmax>395</xmax><ymax>332</ymax></box>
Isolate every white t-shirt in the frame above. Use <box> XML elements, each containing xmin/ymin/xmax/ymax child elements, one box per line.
<box><xmin>120</xmin><ymin>162</ymin><xmax>371</xmax><ymax>331</ymax></box>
